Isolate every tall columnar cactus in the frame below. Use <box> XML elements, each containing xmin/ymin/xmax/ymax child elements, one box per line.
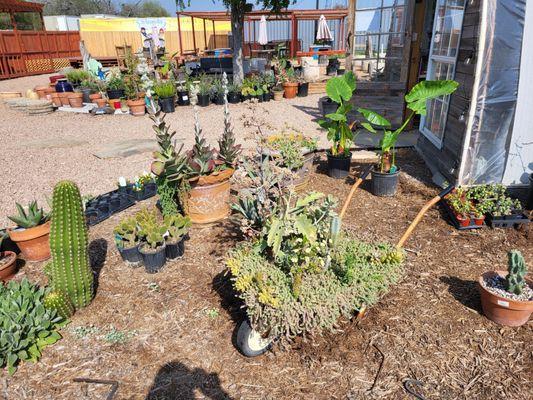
<box><xmin>49</xmin><ymin>180</ymin><xmax>94</xmax><ymax>309</ymax></box>
<box><xmin>506</xmin><ymin>250</ymin><xmax>527</xmax><ymax>295</ymax></box>
<box><xmin>44</xmin><ymin>290</ymin><xmax>75</xmax><ymax>319</ymax></box>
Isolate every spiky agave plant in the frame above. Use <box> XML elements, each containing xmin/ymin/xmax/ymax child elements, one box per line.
<box><xmin>218</xmin><ymin>72</ymin><xmax>242</xmax><ymax>168</ymax></box>
<box><xmin>188</xmin><ymin>107</ymin><xmax>217</xmax><ymax>177</ymax></box>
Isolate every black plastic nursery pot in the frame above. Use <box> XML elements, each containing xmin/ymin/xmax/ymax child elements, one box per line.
<box><xmin>327</xmin><ymin>152</ymin><xmax>352</xmax><ymax>179</ymax></box>
<box><xmin>527</xmin><ymin>172</ymin><xmax>533</xmax><ymax>210</ymax></box>
<box><xmin>106</xmin><ymin>89</ymin><xmax>125</xmax><ymax>99</ymax></box>
<box><xmin>197</xmin><ymin>94</ymin><xmax>210</xmax><ymax>107</ymax></box>
<box><xmin>321</xmin><ymin>98</ymin><xmax>337</xmax><ymax>116</ymax></box>
<box><xmin>298</xmin><ymin>82</ymin><xmax>309</xmax><ymax>97</ymax></box>
<box><xmin>213</xmin><ymin>94</ymin><xmax>225</xmax><ymax>105</ymax></box>
<box><xmin>139</xmin><ymin>244</ymin><xmax>167</xmax><ymax>273</ymax></box>
<box><xmin>159</xmin><ymin>96</ymin><xmax>176</xmax><ymax>113</ymax></box>
<box><xmin>118</xmin><ymin>244</ymin><xmax>142</xmax><ymax>266</ymax></box>
<box><xmin>80</xmin><ymin>87</ymin><xmax>92</xmax><ymax>103</ymax></box>
<box><xmin>177</xmin><ymin>90</ymin><xmax>190</xmax><ymax>106</ymax></box>
<box><xmin>263</xmin><ymin>92</ymin><xmax>272</xmax><ymax>102</ymax></box>
<box><xmin>228</xmin><ymin>91</ymin><xmax>241</xmax><ymax>104</ymax></box>
<box><xmin>371</xmin><ymin>168</ymin><xmax>400</xmax><ymax>197</ymax></box>
<box><xmin>165</xmin><ymin>238</ymin><xmax>185</xmax><ymax>260</ymax></box>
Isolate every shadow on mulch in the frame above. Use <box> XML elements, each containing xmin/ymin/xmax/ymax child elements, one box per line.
<box><xmin>439</xmin><ymin>276</ymin><xmax>482</xmax><ymax>314</ymax></box>
<box><xmin>292</xmin><ymin>104</ymin><xmax>322</xmax><ymax>123</ymax></box>
<box><xmin>89</xmin><ymin>238</ymin><xmax>107</xmax><ymax>292</ymax></box>
<box><xmin>145</xmin><ymin>361</ymin><xmax>233</xmax><ymax>400</ymax></box>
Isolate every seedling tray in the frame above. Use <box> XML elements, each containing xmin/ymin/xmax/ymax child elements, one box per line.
<box><xmin>440</xmin><ymin>200</ymin><xmax>484</xmax><ymax>230</ymax></box>
<box><xmin>85</xmin><ymin>190</ymin><xmax>135</xmax><ymax>226</ymax></box>
<box><xmin>132</xmin><ymin>183</ymin><xmax>157</xmax><ymax>201</ymax></box>
<box><xmin>486</xmin><ymin>213</ymin><xmax>530</xmax><ymax>229</ymax></box>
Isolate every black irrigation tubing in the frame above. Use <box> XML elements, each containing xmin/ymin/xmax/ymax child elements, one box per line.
<box><xmin>403</xmin><ymin>379</ymin><xmax>427</xmax><ymax>400</ymax></box>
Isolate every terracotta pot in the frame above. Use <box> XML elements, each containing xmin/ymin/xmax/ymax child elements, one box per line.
<box><xmin>7</xmin><ymin>221</ymin><xmax>51</xmax><ymax>262</ymax></box>
<box><xmin>473</xmin><ymin>215</ymin><xmax>485</xmax><ymax>226</ymax></box>
<box><xmin>185</xmin><ymin>171</ymin><xmax>233</xmax><ymax>224</ymax></box>
<box><xmin>283</xmin><ymin>82</ymin><xmax>299</xmax><ymax>99</ymax></box>
<box><xmin>95</xmin><ymin>98</ymin><xmax>107</xmax><ymax>108</ymax></box>
<box><xmin>273</xmin><ymin>90</ymin><xmax>284</xmax><ymax>101</ymax></box>
<box><xmin>108</xmin><ymin>98</ymin><xmax>121</xmax><ymax>109</ymax></box>
<box><xmin>127</xmin><ymin>98</ymin><xmax>146</xmax><ymax>116</ymax></box>
<box><xmin>479</xmin><ymin>271</ymin><xmax>533</xmax><ymax>326</ymax></box>
<box><xmin>0</xmin><ymin>251</ymin><xmax>17</xmax><ymax>282</ymax></box>
<box><xmin>68</xmin><ymin>93</ymin><xmax>84</xmax><ymax>108</ymax></box>
<box><xmin>89</xmin><ymin>93</ymin><xmax>102</xmax><ymax>102</ymax></box>
<box><xmin>58</xmin><ymin>91</ymin><xmax>72</xmax><ymax>106</ymax></box>
<box><xmin>50</xmin><ymin>92</ymin><xmax>62</xmax><ymax>107</ymax></box>
<box><xmin>456</xmin><ymin>214</ymin><xmax>471</xmax><ymax>227</ymax></box>
<box><xmin>34</xmin><ymin>86</ymin><xmax>48</xmax><ymax>99</ymax></box>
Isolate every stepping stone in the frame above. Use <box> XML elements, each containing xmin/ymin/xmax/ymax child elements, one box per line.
<box><xmin>93</xmin><ymin>139</ymin><xmax>159</xmax><ymax>159</ymax></box>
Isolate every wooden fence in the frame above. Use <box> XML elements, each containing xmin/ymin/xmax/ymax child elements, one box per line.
<box><xmin>0</xmin><ymin>31</ymin><xmax>80</xmax><ymax>80</ymax></box>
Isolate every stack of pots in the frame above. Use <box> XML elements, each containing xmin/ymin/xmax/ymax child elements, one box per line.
<box><xmin>68</xmin><ymin>92</ymin><xmax>84</xmax><ymax>108</ymax></box>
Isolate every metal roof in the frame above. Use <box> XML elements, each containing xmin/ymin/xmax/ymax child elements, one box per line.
<box><xmin>177</xmin><ymin>8</ymin><xmax>348</xmax><ymax>21</ymax></box>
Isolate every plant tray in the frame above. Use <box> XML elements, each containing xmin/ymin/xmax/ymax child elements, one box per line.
<box><xmin>85</xmin><ymin>190</ymin><xmax>135</xmax><ymax>226</ymax></box>
<box><xmin>486</xmin><ymin>213</ymin><xmax>530</xmax><ymax>229</ymax></box>
<box><xmin>132</xmin><ymin>183</ymin><xmax>157</xmax><ymax>202</ymax></box>
<box><xmin>440</xmin><ymin>200</ymin><xmax>484</xmax><ymax>230</ymax></box>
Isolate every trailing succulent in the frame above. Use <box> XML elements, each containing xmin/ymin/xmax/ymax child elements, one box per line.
<box><xmin>0</xmin><ymin>279</ymin><xmax>67</xmax><ymax>375</ymax></box>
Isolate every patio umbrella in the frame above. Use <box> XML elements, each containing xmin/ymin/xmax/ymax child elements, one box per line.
<box><xmin>258</xmin><ymin>15</ymin><xmax>268</xmax><ymax>45</ymax></box>
<box><xmin>316</xmin><ymin>15</ymin><xmax>333</xmax><ymax>41</ymax></box>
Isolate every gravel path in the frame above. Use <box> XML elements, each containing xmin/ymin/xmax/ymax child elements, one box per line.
<box><xmin>0</xmin><ymin>74</ymin><xmax>329</xmax><ymax>227</ymax></box>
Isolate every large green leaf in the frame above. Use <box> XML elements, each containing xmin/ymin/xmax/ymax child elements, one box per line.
<box><xmin>337</xmin><ymin>102</ymin><xmax>353</xmax><ymax>115</ymax></box>
<box><xmin>357</xmin><ymin>108</ymin><xmax>391</xmax><ymax>128</ymax></box>
<box><xmin>405</xmin><ymin>80</ymin><xmax>459</xmax><ymax>115</ymax></box>
<box><xmin>361</xmin><ymin>122</ymin><xmax>376</xmax><ymax>133</ymax></box>
<box><xmin>294</xmin><ymin>215</ymin><xmax>317</xmax><ymax>243</ymax></box>
<box><xmin>325</xmin><ymin>112</ymin><xmax>346</xmax><ymax>122</ymax></box>
<box><xmin>326</xmin><ymin>76</ymin><xmax>352</xmax><ymax>104</ymax></box>
<box><xmin>295</xmin><ymin>192</ymin><xmax>324</xmax><ymax>209</ymax></box>
<box><xmin>343</xmin><ymin>71</ymin><xmax>356</xmax><ymax>92</ymax></box>
<box><xmin>267</xmin><ymin>218</ymin><xmax>284</xmax><ymax>256</ymax></box>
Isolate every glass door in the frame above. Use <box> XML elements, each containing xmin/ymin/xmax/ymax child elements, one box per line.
<box><xmin>421</xmin><ymin>0</ymin><xmax>466</xmax><ymax>148</ymax></box>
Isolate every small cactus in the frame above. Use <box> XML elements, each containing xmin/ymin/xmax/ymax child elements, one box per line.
<box><xmin>506</xmin><ymin>250</ymin><xmax>527</xmax><ymax>295</ymax></box>
<box><xmin>44</xmin><ymin>290</ymin><xmax>75</xmax><ymax>319</ymax></box>
<box><xmin>49</xmin><ymin>180</ymin><xmax>94</xmax><ymax>309</ymax></box>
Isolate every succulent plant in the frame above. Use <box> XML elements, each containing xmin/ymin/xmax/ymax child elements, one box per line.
<box><xmin>49</xmin><ymin>181</ymin><xmax>94</xmax><ymax>309</ymax></box>
<box><xmin>44</xmin><ymin>290</ymin><xmax>75</xmax><ymax>320</ymax></box>
<box><xmin>8</xmin><ymin>200</ymin><xmax>49</xmax><ymax>229</ymax></box>
<box><xmin>113</xmin><ymin>217</ymin><xmax>138</xmax><ymax>248</ymax></box>
<box><xmin>188</xmin><ymin>107</ymin><xmax>217</xmax><ymax>176</ymax></box>
<box><xmin>218</xmin><ymin>73</ymin><xmax>242</xmax><ymax>168</ymax></box>
<box><xmin>506</xmin><ymin>250</ymin><xmax>527</xmax><ymax>295</ymax></box>
<box><xmin>164</xmin><ymin>214</ymin><xmax>191</xmax><ymax>243</ymax></box>
<box><xmin>138</xmin><ymin>220</ymin><xmax>166</xmax><ymax>250</ymax></box>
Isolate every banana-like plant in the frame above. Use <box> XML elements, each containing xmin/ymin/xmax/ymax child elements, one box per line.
<box><xmin>358</xmin><ymin>79</ymin><xmax>459</xmax><ymax>173</ymax></box>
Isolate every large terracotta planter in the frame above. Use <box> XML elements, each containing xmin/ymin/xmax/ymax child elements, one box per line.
<box><xmin>68</xmin><ymin>92</ymin><xmax>84</xmax><ymax>108</ymax></box>
<box><xmin>50</xmin><ymin>92</ymin><xmax>62</xmax><ymax>107</ymax></box>
<box><xmin>185</xmin><ymin>169</ymin><xmax>233</xmax><ymax>224</ymax></box>
<box><xmin>0</xmin><ymin>251</ymin><xmax>17</xmax><ymax>282</ymax></box>
<box><xmin>58</xmin><ymin>92</ymin><xmax>71</xmax><ymax>106</ymax></box>
<box><xmin>34</xmin><ymin>86</ymin><xmax>48</xmax><ymax>99</ymax></box>
<box><xmin>479</xmin><ymin>271</ymin><xmax>533</xmax><ymax>327</ymax></box>
<box><xmin>7</xmin><ymin>221</ymin><xmax>51</xmax><ymax>262</ymax></box>
<box><xmin>283</xmin><ymin>82</ymin><xmax>298</xmax><ymax>99</ymax></box>
<box><xmin>127</xmin><ymin>98</ymin><xmax>146</xmax><ymax>116</ymax></box>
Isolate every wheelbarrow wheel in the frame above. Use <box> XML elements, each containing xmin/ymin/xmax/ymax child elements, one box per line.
<box><xmin>236</xmin><ymin>320</ymin><xmax>272</xmax><ymax>357</ymax></box>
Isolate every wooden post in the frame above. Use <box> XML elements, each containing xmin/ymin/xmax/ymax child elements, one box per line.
<box><xmin>247</xmin><ymin>18</ymin><xmax>251</xmax><ymax>57</ymax></box>
<box><xmin>177</xmin><ymin>12</ymin><xmax>183</xmax><ymax>55</ymax></box>
<box><xmin>212</xmin><ymin>20</ymin><xmax>217</xmax><ymax>48</ymax></box>
<box><xmin>191</xmin><ymin>16</ymin><xmax>197</xmax><ymax>54</ymax></box>
<box><xmin>291</xmin><ymin>13</ymin><xmax>297</xmax><ymax>58</ymax></box>
<box><xmin>345</xmin><ymin>0</ymin><xmax>356</xmax><ymax>73</ymax></box>
<box><xmin>203</xmin><ymin>18</ymin><xmax>208</xmax><ymax>50</ymax></box>
<box><xmin>339</xmin><ymin>16</ymin><xmax>345</xmax><ymax>51</ymax></box>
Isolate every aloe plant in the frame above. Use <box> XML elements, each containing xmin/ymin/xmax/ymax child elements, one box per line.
<box><xmin>358</xmin><ymin>79</ymin><xmax>459</xmax><ymax>173</ymax></box>
<box><xmin>8</xmin><ymin>200</ymin><xmax>49</xmax><ymax>229</ymax></box>
<box><xmin>317</xmin><ymin>72</ymin><xmax>357</xmax><ymax>156</ymax></box>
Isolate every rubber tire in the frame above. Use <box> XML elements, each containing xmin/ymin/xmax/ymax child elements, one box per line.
<box><xmin>236</xmin><ymin>320</ymin><xmax>272</xmax><ymax>357</ymax></box>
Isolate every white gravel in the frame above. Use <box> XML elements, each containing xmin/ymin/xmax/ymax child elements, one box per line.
<box><xmin>0</xmin><ymin>73</ymin><xmax>330</xmax><ymax>227</ymax></box>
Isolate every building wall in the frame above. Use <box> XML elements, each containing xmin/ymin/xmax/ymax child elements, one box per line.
<box><xmin>44</xmin><ymin>16</ymin><xmax>80</xmax><ymax>31</ymax></box>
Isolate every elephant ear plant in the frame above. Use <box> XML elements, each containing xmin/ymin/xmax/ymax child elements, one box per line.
<box><xmin>317</xmin><ymin>71</ymin><xmax>357</xmax><ymax>179</ymax></box>
<box><xmin>358</xmin><ymin>79</ymin><xmax>459</xmax><ymax>196</ymax></box>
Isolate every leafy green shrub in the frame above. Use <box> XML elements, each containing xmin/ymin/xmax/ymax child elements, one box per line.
<box><xmin>66</xmin><ymin>69</ymin><xmax>90</xmax><ymax>85</ymax></box>
<box><xmin>0</xmin><ymin>279</ymin><xmax>65</xmax><ymax>375</ymax></box>
<box><xmin>264</xmin><ymin>131</ymin><xmax>317</xmax><ymax>170</ymax></box>
<box><xmin>466</xmin><ymin>184</ymin><xmax>522</xmax><ymax>217</ymax></box>
<box><xmin>113</xmin><ymin>216</ymin><xmax>139</xmax><ymax>248</ymax></box>
<box><xmin>154</xmin><ymin>80</ymin><xmax>176</xmax><ymax>98</ymax></box>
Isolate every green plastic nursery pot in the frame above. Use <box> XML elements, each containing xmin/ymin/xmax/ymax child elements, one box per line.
<box><xmin>371</xmin><ymin>168</ymin><xmax>400</xmax><ymax>197</ymax></box>
<box><xmin>327</xmin><ymin>152</ymin><xmax>351</xmax><ymax>179</ymax></box>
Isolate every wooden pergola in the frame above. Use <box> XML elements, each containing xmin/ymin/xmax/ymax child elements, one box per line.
<box><xmin>176</xmin><ymin>8</ymin><xmax>348</xmax><ymax>58</ymax></box>
<box><xmin>0</xmin><ymin>0</ymin><xmax>45</xmax><ymax>31</ymax></box>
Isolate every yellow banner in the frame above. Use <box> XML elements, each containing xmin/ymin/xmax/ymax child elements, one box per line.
<box><xmin>80</xmin><ymin>17</ymin><xmax>230</xmax><ymax>32</ymax></box>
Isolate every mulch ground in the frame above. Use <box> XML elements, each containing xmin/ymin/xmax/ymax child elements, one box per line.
<box><xmin>2</xmin><ymin>149</ymin><xmax>532</xmax><ymax>400</ymax></box>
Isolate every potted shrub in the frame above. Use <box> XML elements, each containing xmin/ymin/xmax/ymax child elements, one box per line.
<box><xmin>164</xmin><ymin>214</ymin><xmax>191</xmax><ymax>259</ymax></box>
<box><xmin>124</xmin><ymin>70</ymin><xmax>145</xmax><ymax>116</ymax></box>
<box><xmin>197</xmin><ymin>79</ymin><xmax>211</xmax><ymax>107</ymax></box>
<box><xmin>65</xmin><ymin>69</ymin><xmax>90</xmax><ymax>89</ymax></box>
<box><xmin>176</xmin><ymin>82</ymin><xmax>190</xmax><ymax>106</ymax></box>
<box><xmin>227</xmin><ymin>83</ymin><xmax>241</xmax><ymax>104</ymax></box>
<box><xmin>79</xmin><ymin>78</ymin><xmax>98</xmax><ymax>103</ymax></box>
<box><xmin>211</xmin><ymin>78</ymin><xmax>225</xmax><ymax>105</ymax></box>
<box><xmin>241</xmin><ymin>78</ymin><xmax>256</xmax><ymax>102</ymax></box>
<box><xmin>154</xmin><ymin>80</ymin><xmax>176</xmax><ymax>113</ymax></box>
<box><xmin>272</xmin><ymin>85</ymin><xmax>284</xmax><ymax>101</ymax></box>
<box><xmin>150</xmin><ymin>73</ymin><xmax>242</xmax><ymax>224</ymax></box>
<box><xmin>317</xmin><ymin>72</ymin><xmax>357</xmax><ymax>179</ymax></box>
<box><xmin>137</xmin><ymin>217</ymin><xmax>167</xmax><ymax>273</ymax></box>
<box><xmin>446</xmin><ymin>188</ymin><xmax>472</xmax><ymax>227</ymax></box>
<box><xmin>105</xmin><ymin>68</ymin><xmax>125</xmax><ymax>100</ymax></box>
<box><xmin>358</xmin><ymin>79</ymin><xmax>459</xmax><ymax>196</ymax></box>
<box><xmin>281</xmin><ymin>67</ymin><xmax>298</xmax><ymax>99</ymax></box>
<box><xmin>479</xmin><ymin>250</ymin><xmax>533</xmax><ymax>326</ymax></box>
<box><xmin>7</xmin><ymin>201</ymin><xmax>51</xmax><ymax>262</ymax></box>
<box><xmin>263</xmin><ymin>131</ymin><xmax>317</xmax><ymax>191</ymax></box>
<box><xmin>114</xmin><ymin>216</ymin><xmax>142</xmax><ymax>266</ymax></box>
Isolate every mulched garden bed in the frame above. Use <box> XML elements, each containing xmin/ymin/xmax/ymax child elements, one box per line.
<box><xmin>3</xmin><ymin>149</ymin><xmax>532</xmax><ymax>400</ymax></box>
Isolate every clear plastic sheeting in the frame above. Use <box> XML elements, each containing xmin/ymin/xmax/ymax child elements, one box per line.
<box><xmin>459</xmin><ymin>0</ymin><xmax>527</xmax><ymax>185</ymax></box>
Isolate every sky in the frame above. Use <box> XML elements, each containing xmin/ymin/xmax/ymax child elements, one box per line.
<box><xmin>160</xmin><ymin>0</ymin><xmax>347</xmax><ymax>14</ymax></box>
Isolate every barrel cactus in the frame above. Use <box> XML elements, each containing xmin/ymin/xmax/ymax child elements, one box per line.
<box><xmin>44</xmin><ymin>290</ymin><xmax>75</xmax><ymax>319</ymax></box>
<box><xmin>506</xmin><ymin>250</ymin><xmax>527</xmax><ymax>295</ymax></box>
<box><xmin>49</xmin><ymin>180</ymin><xmax>94</xmax><ymax>309</ymax></box>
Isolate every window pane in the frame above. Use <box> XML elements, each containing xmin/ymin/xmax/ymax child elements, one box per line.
<box><xmin>356</xmin><ymin>10</ymin><xmax>382</xmax><ymax>34</ymax></box>
<box><xmin>383</xmin><ymin>0</ymin><xmax>405</xmax><ymax>6</ymax></box>
<box><xmin>354</xmin><ymin>34</ymin><xmax>380</xmax><ymax>58</ymax></box>
<box><xmin>0</xmin><ymin>13</ymin><xmax>13</xmax><ymax>30</ymax></box>
<box><xmin>14</xmin><ymin>12</ymin><xmax>42</xmax><ymax>30</ymax></box>
<box><xmin>379</xmin><ymin>34</ymin><xmax>404</xmax><ymax>57</ymax></box>
<box><xmin>381</xmin><ymin>6</ymin><xmax>405</xmax><ymax>33</ymax></box>
<box><xmin>357</xmin><ymin>0</ymin><xmax>383</xmax><ymax>10</ymax></box>
<box><xmin>353</xmin><ymin>58</ymin><xmax>402</xmax><ymax>82</ymax></box>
